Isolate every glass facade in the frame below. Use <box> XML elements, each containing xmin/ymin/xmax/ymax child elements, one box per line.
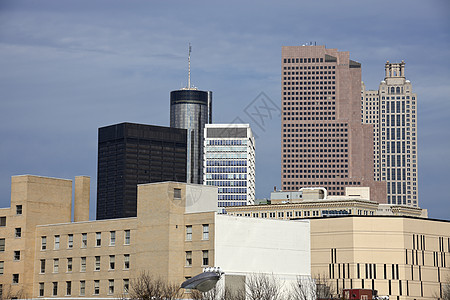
<box><xmin>170</xmin><ymin>89</ymin><xmax>212</xmax><ymax>184</ymax></box>
<box><xmin>203</xmin><ymin>124</ymin><xmax>255</xmax><ymax>208</ymax></box>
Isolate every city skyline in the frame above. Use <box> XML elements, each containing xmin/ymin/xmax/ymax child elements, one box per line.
<box><xmin>0</xmin><ymin>0</ymin><xmax>449</xmax><ymax>219</ymax></box>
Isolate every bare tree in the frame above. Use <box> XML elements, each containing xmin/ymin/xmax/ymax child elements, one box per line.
<box><xmin>190</xmin><ymin>287</ymin><xmax>220</xmax><ymax>300</ymax></box>
<box><xmin>190</xmin><ymin>284</ymin><xmax>245</xmax><ymax>300</ymax></box>
<box><xmin>291</xmin><ymin>274</ymin><xmax>336</xmax><ymax>300</ymax></box>
<box><xmin>245</xmin><ymin>273</ymin><xmax>282</xmax><ymax>300</ymax></box>
<box><xmin>222</xmin><ymin>286</ymin><xmax>246</xmax><ymax>300</ymax></box>
<box><xmin>291</xmin><ymin>276</ymin><xmax>316</xmax><ymax>300</ymax></box>
<box><xmin>444</xmin><ymin>282</ymin><xmax>450</xmax><ymax>300</ymax></box>
<box><xmin>189</xmin><ymin>273</ymin><xmax>287</xmax><ymax>300</ymax></box>
<box><xmin>0</xmin><ymin>285</ymin><xmax>25</xmax><ymax>300</ymax></box>
<box><xmin>130</xmin><ymin>272</ymin><xmax>182</xmax><ymax>300</ymax></box>
<box><xmin>433</xmin><ymin>276</ymin><xmax>450</xmax><ymax>300</ymax></box>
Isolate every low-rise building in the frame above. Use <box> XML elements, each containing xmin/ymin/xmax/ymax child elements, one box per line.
<box><xmin>0</xmin><ymin>175</ymin><xmax>310</xmax><ymax>298</ymax></box>
<box><xmin>226</xmin><ymin>187</ymin><xmax>426</xmax><ymax>219</ymax></box>
<box><xmin>226</xmin><ymin>187</ymin><xmax>447</xmax><ymax>299</ymax></box>
<box><xmin>310</xmin><ymin>216</ymin><xmax>450</xmax><ymax>300</ymax></box>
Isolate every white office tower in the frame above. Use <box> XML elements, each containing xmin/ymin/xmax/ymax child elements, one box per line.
<box><xmin>203</xmin><ymin>124</ymin><xmax>255</xmax><ymax>208</ymax></box>
<box><xmin>362</xmin><ymin>61</ymin><xmax>418</xmax><ymax>206</ymax></box>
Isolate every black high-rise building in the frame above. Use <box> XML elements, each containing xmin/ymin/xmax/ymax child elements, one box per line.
<box><xmin>96</xmin><ymin>122</ymin><xmax>187</xmax><ymax>220</ymax></box>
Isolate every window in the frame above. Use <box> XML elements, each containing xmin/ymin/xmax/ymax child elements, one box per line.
<box><xmin>123</xmin><ymin>279</ymin><xmax>130</xmax><ymax>294</ymax></box>
<box><xmin>186</xmin><ymin>226</ymin><xmax>192</xmax><ymax>241</ymax></box>
<box><xmin>66</xmin><ymin>281</ymin><xmax>71</xmax><ymax>296</ymax></box>
<box><xmin>110</xmin><ymin>231</ymin><xmax>116</xmax><ymax>246</ymax></box>
<box><xmin>94</xmin><ymin>280</ymin><xmax>100</xmax><ymax>295</ymax></box>
<box><xmin>95</xmin><ymin>256</ymin><xmax>100</xmax><ymax>271</ymax></box>
<box><xmin>124</xmin><ymin>254</ymin><xmax>130</xmax><ymax>269</ymax></box>
<box><xmin>80</xmin><ymin>257</ymin><xmax>86</xmax><ymax>272</ymax></box>
<box><xmin>96</xmin><ymin>232</ymin><xmax>101</xmax><ymax>246</ymax></box>
<box><xmin>53</xmin><ymin>259</ymin><xmax>59</xmax><ymax>273</ymax></box>
<box><xmin>81</xmin><ymin>233</ymin><xmax>87</xmax><ymax>248</ymax></box>
<box><xmin>110</xmin><ymin>255</ymin><xmax>115</xmax><ymax>270</ymax></box>
<box><xmin>67</xmin><ymin>258</ymin><xmax>72</xmax><ymax>272</ymax></box>
<box><xmin>186</xmin><ymin>251</ymin><xmax>192</xmax><ymax>266</ymax></box>
<box><xmin>41</xmin><ymin>236</ymin><xmax>46</xmax><ymax>250</ymax></box>
<box><xmin>202</xmin><ymin>224</ymin><xmax>209</xmax><ymax>240</ymax></box>
<box><xmin>13</xmin><ymin>250</ymin><xmax>20</xmax><ymax>261</ymax></box>
<box><xmin>15</xmin><ymin>228</ymin><xmax>21</xmax><ymax>238</ymax></box>
<box><xmin>40</xmin><ymin>259</ymin><xmax>45</xmax><ymax>273</ymax></box>
<box><xmin>124</xmin><ymin>230</ymin><xmax>130</xmax><ymax>245</ymax></box>
<box><xmin>0</xmin><ymin>261</ymin><xmax>4</xmax><ymax>275</ymax></box>
<box><xmin>52</xmin><ymin>282</ymin><xmax>58</xmax><ymax>296</ymax></box>
<box><xmin>54</xmin><ymin>235</ymin><xmax>60</xmax><ymax>250</ymax></box>
<box><xmin>12</xmin><ymin>274</ymin><xmax>19</xmax><ymax>284</ymax></box>
<box><xmin>174</xmin><ymin>188</ymin><xmax>181</xmax><ymax>199</ymax></box>
<box><xmin>80</xmin><ymin>281</ymin><xmax>85</xmax><ymax>296</ymax></box>
<box><xmin>108</xmin><ymin>279</ymin><xmax>114</xmax><ymax>294</ymax></box>
<box><xmin>202</xmin><ymin>250</ymin><xmax>209</xmax><ymax>266</ymax></box>
<box><xmin>16</xmin><ymin>205</ymin><xmax>22</xmax><ymax>215</ymax></box>
<box><xmin>0</xmin><ymin>217</ymin><xmax>6</xmax><ymax>227</ymax></box>
<box><xmin>68</xmin><ymin>234</ymin><xmax>73</xmax><ymax>248</ymax></box>
<box><xmin>0</xmin><ymin>239</ymin><xmax>4</xmax><ymax>251</ymax></box>
<box><xmin>39</xmin><ymin>282</ymin><xmax>44</xmax><ymax>297</ymax></box>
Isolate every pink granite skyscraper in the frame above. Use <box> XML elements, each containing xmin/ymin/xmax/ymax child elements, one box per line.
<box><xmin>281</xmin><ymin>45</ymin><xmax>386</xmax><ymax>203</ymax></box>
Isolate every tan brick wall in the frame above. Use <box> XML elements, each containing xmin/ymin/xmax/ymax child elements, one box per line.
<box><xmin>0</xmin><ymin>175</ymin><xmax>73</xmax><ymax>297</ymax></box>
<box><xmin>0</xmin><ymin>177</ymin><xmax>218</xmax><ymax>298</ymax></box>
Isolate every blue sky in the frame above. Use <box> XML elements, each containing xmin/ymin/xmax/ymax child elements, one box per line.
<box><xmin>1</xmin><ymin>0</ymin><xmax>449</xmax><ymax>219</ymax></box>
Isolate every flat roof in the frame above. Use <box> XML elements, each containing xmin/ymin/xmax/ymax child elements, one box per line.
<box><xmin>292</xmin><ymin>214</ymin><xmax>450</xmax><ymax>223</ymax></box>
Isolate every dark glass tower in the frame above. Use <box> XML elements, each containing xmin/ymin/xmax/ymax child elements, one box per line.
<box><xmin>96</xmin><ymin>122</ymin><xmax>187</xmax><ymax>220</ymax></box>
<box><xmin>170</xmin><ymin>89</ymin><xmax>212</xmax><ymax>184</ymax></box>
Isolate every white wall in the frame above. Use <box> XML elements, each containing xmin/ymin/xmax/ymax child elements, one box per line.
<box><xmin>214</xmin><ymin>215</ymin><xmax>311</xmax><ymax>278</ymax></box>
<box><xmin>185</xmin><ymin>184</ymin><xmax>218</xmax><ymax>214</ymax></box>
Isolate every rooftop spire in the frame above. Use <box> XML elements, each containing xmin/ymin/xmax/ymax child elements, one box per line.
<box><xmin>181</xmin><ymin>43</ymin><xmax>197</xmax><ymax>91</ymax></box>
<box><xmin>188</xmin><ymin>43</ymin><xmax>191</xmax><ymax>89</ymax></box>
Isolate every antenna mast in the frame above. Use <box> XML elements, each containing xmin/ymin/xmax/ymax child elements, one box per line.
<box><xmin>188</xmin><ymin>43</ymin><xmax>191</xmax><ymax>89</ymax></box>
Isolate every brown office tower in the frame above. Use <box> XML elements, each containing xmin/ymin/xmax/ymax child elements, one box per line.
<box><xmin>281</xmin><ymin>45</ymin><xmax>386</xmax><ymax>203</ymax></box>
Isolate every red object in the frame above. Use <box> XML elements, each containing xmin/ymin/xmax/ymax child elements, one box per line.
<box><xmin>343</xmin><ymin>289</ymin><xmax>373</xmax><ymax>300</ymax></box>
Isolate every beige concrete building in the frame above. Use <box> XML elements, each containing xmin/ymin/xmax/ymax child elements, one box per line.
<box><xmin>362</xmin><ymin>61</ymin><xmax>418</xmax><ymax>207</ymax></box>
<box><xmin>226</xmin><ymin>200</ymin><xmax>447</xmax><ymax>299</ymax></box>
<box><xmin>310</xmin><ymin>216</ymin><xmax>450</xmax><ymax>300</ymax></box>
<box><xmin>0</xmin><ymin>175</ymin><xmax>310</xmax><ymax>298</ymax></box>
<box><xmin>226</xmin><ymin>187</ymin><xmax>426</xmax><ymax>219</ymax></box>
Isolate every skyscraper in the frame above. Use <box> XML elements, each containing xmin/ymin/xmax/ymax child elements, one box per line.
<box><xmin>281</xmin><ymin>45</ymin><xmax>386</xmax><ymax>203</ymax></box>
<box><xmin>170</xmin><ymin>89</ymin><xmax>212</xmax><ymax>184</ymax></box>
<box><xmin>96</xmin><ymin>122</ymin><xmax>187</xmax><ymax>220</ymax></box>
<box><xmin>203</xmin><ymin>124</ymin><xmax>256</xmax><ymax>207</ymax></box>
<box><xmin>170</xmin><ymin>46</ymin><xmax>212</xmax><ymax>184</ymax></box>
<box><xmin>362</xmin><ymin>61</ymin><xmax>418</xmax><ymax>206</ymax></box>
